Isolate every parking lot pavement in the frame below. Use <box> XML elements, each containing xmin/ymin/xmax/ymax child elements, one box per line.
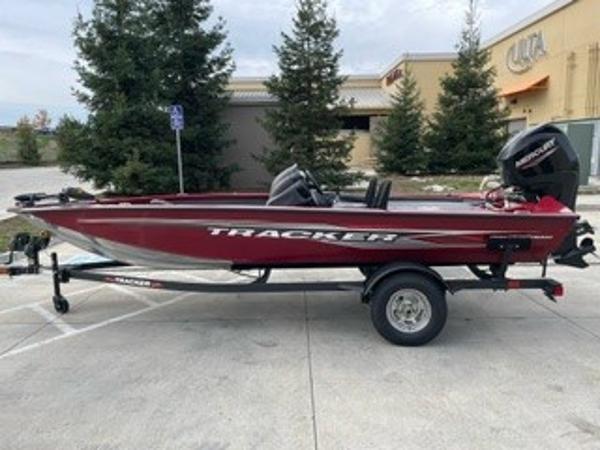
<box><xmin>0</xmin><ymin>244</ymin><xmax>599</xmax><ymax>449</ymax></box>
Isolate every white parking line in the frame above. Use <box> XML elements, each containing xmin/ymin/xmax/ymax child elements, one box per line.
<box><xmin>0</xmin><ymin>293</ymin><xmax>194</xmax><ymax>361</ymax></box>
<box><xmin>28</xmin><ymin>304</ymin><xmax>76</xmax><ymax>334</ymax></box>
<box><xmin>0</xmin><ymin>285</ymin><xmax>106</xmax><ymax>316</ymax></box>
<box><xmin>108</xmin><ymin>284</ymin><xmax>158</xmax><ymax>306</ymax></box>
<box><xmin>169</xmin><ymin>270</ymin><xmax>266</xmax><ymax>284</ymax></box>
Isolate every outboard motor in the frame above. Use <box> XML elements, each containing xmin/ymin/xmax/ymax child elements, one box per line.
<box><xmin>498</xmin><ymin>123</ymin><xmax>579</xmax><ymax>209</ymax></box>
<box><xmin>498</xmin><ymin>123</ymin><xmax>595</xmax><ymax>267</ymax></box>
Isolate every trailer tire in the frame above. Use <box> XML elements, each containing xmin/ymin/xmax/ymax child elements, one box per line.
<box><xmin>370</xmin><ymin>273</ymin><xmax>447</xmax><ymax>346</ymax></box>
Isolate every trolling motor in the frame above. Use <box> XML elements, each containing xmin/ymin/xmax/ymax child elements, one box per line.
<box><xmin>498</xmin><ymin>123</ymin><xmax>596</xmax><ymax>268</ymax></box>
<box><xmin>13</xmin><ymin>187</ymin><xmax>96</xmax><ymax>208</ymax></box>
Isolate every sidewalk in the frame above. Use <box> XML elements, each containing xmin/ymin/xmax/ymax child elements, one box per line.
<box><xmin>576</xmin><ymin>193</ymin><xmax>600</xmax><ymax>211</ymax></box>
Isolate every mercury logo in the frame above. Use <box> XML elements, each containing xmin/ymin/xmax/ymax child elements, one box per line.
<box><xmin>516</xmin><ymin>138</ymin><xmax>558</xmax><ymax>170</ymax></box>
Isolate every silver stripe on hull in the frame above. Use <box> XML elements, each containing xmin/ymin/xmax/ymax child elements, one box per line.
<box><xmin>22</xmin><ymin>214</ymin><xmax>231</xmax><ymax>269</ymax></box>
<box><xmin>78</xmin><ymin>217</ymin><xmax>531</xmax><ymax>236</ymax></box>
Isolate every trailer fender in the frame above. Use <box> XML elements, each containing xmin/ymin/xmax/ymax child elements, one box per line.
<box><xmin>362</xmin><ymin>262</ymin><xmax>448</xmax><ymax>303</ymax></box>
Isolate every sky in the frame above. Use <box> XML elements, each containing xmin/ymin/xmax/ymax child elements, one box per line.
<box><xmin>0</xmin><ymin>0</ymin><xmax>553</xmax><ymax>125</ymax></box>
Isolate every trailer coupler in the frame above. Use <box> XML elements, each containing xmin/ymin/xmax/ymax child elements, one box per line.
<box><xmin>0</xmin><ymin>231</ymin><xmax>50</xmax><ymax>276</ymax></box>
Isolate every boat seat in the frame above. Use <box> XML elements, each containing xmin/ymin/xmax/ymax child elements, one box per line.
<box><xmin>269</xmin><ymin>164</ymin><xmax>300</xmax><ymax>198</ymax></box>
<box><xmin>371</xmin><ymin>180</ymin><xmax>392</xmax><ymax>209</ymax></box>
<box><xmin>267</xmin><ymin>164</ymin><xmax>336</xmax><ymax>207</ymax></box>
<box><xmin>267</xmin><ymin>165</ymin><xmax>314</xmax><ymax>206</ymax></box>
<box><xmin>365</xmin><ymin>178</ymin><xmax>378</xmax><ymax>206</ymax></box>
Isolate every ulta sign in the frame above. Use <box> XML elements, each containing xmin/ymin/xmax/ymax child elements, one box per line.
<box><xmin>506</xmin><ymin>31</ymin><xmax>547</xmax><ymax>74</ymax></box>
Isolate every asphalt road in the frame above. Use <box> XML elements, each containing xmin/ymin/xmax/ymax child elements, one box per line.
<box><xmin>1</xmin><ymin>212</ymin><xmax>599</xmax><ymax>449</ymax></box>
<box><xmin>0</xmin><ymin>166</ymin><xmax>94</xmax><ymax>219</ymax></box>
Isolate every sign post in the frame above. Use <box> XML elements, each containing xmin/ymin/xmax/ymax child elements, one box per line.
<box><xmin>169</xmin><ymin>105</ymin><xmax>185</xmax><ymax>194</ymax></box>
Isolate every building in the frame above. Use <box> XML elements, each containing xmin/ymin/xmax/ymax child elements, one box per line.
<box><xmin>223</xmin><ymin>54</ymin><xmax>455</xmax><ymax>188</ymax></box>
<box><xmin>485</xmin><ymin>0</ymin><xmax>600</xmax><ymax>184</ymax></box>
<box><xmin>224</xmin><ymin>0</ymin><xmax>600</xmax><ymax>188</ymax></box>
<box><xmin>223</xmin><ymin>73</ymin><xmax>396</xmax><ymax>187</ymax></box>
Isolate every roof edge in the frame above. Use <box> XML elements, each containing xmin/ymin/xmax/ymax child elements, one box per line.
<box><xmin>230</xmin><ymin>74</ymin><xmax>381</xmax><ymax>84</ymax></box>
<box><xmin>483</xmin><ymin>0</ymin><xmax>577</xmax><ymax>48</ymax></box>
<box><xmin>381</xmin><ymin>52</ymin><xmax>458</xmax><ymax>77</ymax></box>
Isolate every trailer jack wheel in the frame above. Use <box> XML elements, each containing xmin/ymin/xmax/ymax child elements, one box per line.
<box><xmin>53</xmin><ymin>296</ymin><xmax>70</xmax><ymax>314</ymax></box>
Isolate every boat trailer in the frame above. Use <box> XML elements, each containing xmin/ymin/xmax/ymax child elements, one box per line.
<box><xmin>1</xmin><ymin>232</ymin><xmax>567</xmax><ymax>346</ymax></box>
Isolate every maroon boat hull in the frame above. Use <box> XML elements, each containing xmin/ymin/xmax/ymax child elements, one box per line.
<box><xmin>18</xmin><ymin>193</ymin><xmax>578</xmax><ymax>269</ymax></box>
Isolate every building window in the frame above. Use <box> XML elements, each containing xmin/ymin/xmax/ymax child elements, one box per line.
<box><xmin>507</xmin><ymin>118</ymin><xmax>527</xmax><ymax>137</ymax></box>
<box><xmin>342</xmin><ymin>115</ymin><xmax>370</xmax><ymax>131</ymax></box>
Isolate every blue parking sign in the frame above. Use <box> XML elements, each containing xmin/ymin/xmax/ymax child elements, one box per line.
<box><xmin>169</xmin><ymin>104</ymin><xmax>184</xmax><ymax>131</ymax></box>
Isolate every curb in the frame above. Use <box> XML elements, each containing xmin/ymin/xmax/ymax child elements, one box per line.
<box><xmin>577</xmin><ymin>205</ymin><xmax>600</xmax><ymax>212</ymax></box>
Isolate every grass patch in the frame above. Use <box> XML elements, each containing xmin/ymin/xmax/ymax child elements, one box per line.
<box><xmin>0</xmin><ymin>130</ymin><xmax>58</xmax><ymax>165</ymax></box>
<box><xmin>0</xmin><ymin>216</ymin><xmax>41</xmax><ymax>253</ymax></box>
<box><xmin>388</xmin><ymin>175</ymin><xmax>486</xmax><ymax>194</ymax></box>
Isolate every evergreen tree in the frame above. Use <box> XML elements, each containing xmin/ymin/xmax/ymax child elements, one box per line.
<box><xmin>57</xmin><ymin>0</ymin><xmax>234</xmax><ymax>194</ymax></box>
<box><xmin>374</xmin><ymin>67</ymin><xmax>426</xmax><ymax>174</ymax></box>
<box><xmin>58</xmin><ymin>0</ymin><xmax>175</xmax><ymax>194</ymax></box>
<box><xmin>425</xmin><ymin>0</ymin><xmax>508</xmax><ymax>174</ymax></box>
<box><xmin>261</xmin><ymin>0</ymin><xmax>357</xmax><ymax>188</ymax></box>
<box><xmin>16</xmin><ymin>116</ymin><xmax>41</xmax><ymax>166</ymax></box>
<box><xmin>154</xmin><ymin>0</ymin><xmax>236</xmax><ymax>191</ymax></box>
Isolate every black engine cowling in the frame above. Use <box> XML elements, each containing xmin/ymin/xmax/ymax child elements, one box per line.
<box><xmin>498</xmin><ymin>123</ymin><xmax>579</xmax><ymax>210</ymax></box>
<box><xmin>498</xmin><ymin>123</ymin><xmax>595</xmax><ymax>268</ymax></box>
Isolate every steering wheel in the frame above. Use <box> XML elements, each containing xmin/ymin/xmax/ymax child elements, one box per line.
<box><xmin>303</xmin><ymin>169</ymin><xmax>324</xmax><ymax>195</ymax></box>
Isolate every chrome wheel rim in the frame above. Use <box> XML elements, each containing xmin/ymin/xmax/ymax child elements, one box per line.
<box><xmin>386</xmin><ymin>289</ymin><xmax>432</xmax><ymax>333</ymax></box>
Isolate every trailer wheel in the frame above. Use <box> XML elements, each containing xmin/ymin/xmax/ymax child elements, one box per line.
<box><xmin>370</xmin><ymin>273</ymin><xmax>447</xmax><ymax>346</ymax></box>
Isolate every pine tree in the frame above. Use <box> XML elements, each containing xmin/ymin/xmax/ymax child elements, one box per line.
<box><xmin>57</xmin><ymin>0</ymin><xmax>235</xmax><ymax>194</ymax></box>
<box><xmin>58</xmin><ymin>0</ymin><xmax>176</xmax><ymax>194</ymax></box>
<box><xmin>154</xmin><ymin>0</ymin><xmax>236</xmax><ymax>191</ymax></box>
<box><xmin>374</xmin><ymin>67</ymin><xmax>426</xmax><ymax>174</ymax></box>
<box><xmin>261</xmin><ymin>0</ymin><xmax>357</xmax><ymax>189</ymax></box>
<box><xmin>425</xmin><ymin>0</ymin><xmax>508</xmax><ymax>174</ymax></box>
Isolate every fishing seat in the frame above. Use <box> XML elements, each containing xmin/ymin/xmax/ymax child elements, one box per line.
<box><xmin>365</xmin><ymin>178</ymin><xmax>378</xmax><ymax>206</ymax></box>
<box><xmin>369</xmin><ymin>180</ymin><xmax>391</xmax><ymax>210</ymax></box>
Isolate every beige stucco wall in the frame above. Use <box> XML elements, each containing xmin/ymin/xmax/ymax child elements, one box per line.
<box><xmin>226</xmin><ymin>76</ymin><xmax>388</xmax><ymax>180</ymax></box>
<box><xmin>346</xmin><ymin>131</ymin><xmax>374</xmax><ymax>169</ymax></box>
<box><xmin>487</xmin><ymin>0</ymin><xmax>600</xmax><ymax>125</ymax></box>
<box><xmin>228</xmin><ymin>79</ymin><xmax>267</xmax><ymax>92</ymax></box>
<box><xmin>230</xmin><ymin>75</ymin><xmax>382</xmax><ymax>93</ymax></box>
<box><xmin>223</xmin><ymin>104</ymin><xmax>379</xmax><ymax>188</ymax></box>
<box><xmin>382</xmin><ymin>59</ymin><xmax>455</xmax><ymax>117</ymax></box>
